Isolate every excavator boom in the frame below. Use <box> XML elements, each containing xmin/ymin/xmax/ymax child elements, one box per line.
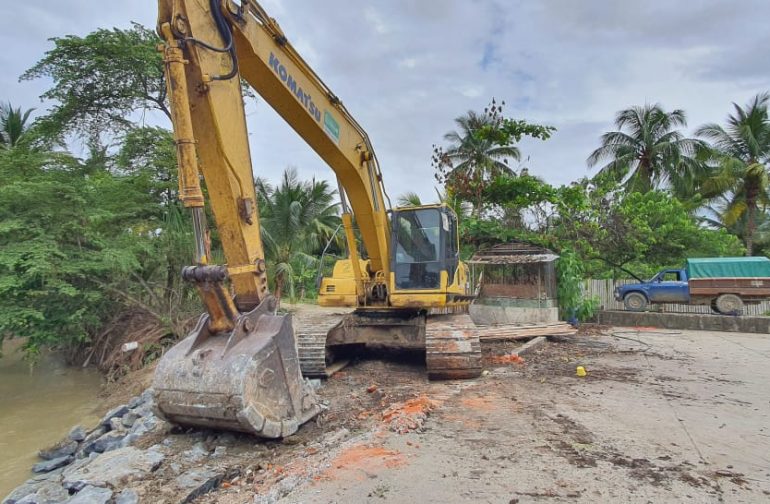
<box><xmin>152</xmin><ymin>0</ymin><xmax>481</xmax><ymax>437</ymax></box>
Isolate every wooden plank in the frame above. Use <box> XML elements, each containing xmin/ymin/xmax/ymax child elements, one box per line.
<box><xmin>476</xmin><ymin>323</ymin><xmax>577</xmax><ymax>341</ymax></box>
<box><xmin>514</xmin><ymin>336</ymin><xmax>546</xmax><ymax>356</ymax></box>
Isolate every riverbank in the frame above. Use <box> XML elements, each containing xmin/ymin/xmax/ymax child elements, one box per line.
<box><xmin>4</xmin><ymin>323</ymin><xmax>769</xmax><ymax>503</ymax></box>
<box><xmin>0</xmin><ymin>340</ymin><xmax>103</xmax><ymax>497</ymax></box>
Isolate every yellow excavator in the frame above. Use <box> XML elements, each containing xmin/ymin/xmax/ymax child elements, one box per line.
<box><xmin>152</xmin><ymin>0</ymin><xmax>481</xmax><ymax>438</ymax></box>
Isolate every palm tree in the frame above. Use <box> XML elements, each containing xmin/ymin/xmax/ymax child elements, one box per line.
<box><xmin>439</xmin><ymin>110</ymin><xmax>520</xmax><ymax>215</ymax></box>
<box><xmin>587</xmin><ymin>104</ymin><xmax>703</xmax><ymax>194</ymax></box>
<box><xmin>696</xmin><ymin>93</ymin><xmax>770</xmax><ymax>255</ymax></box>
<box><xmin>396</xmin><ymin>191</ymin><xmax>423</xmax><ymax>207</ymax></box>
<box><xmin>0</xmin><ymin>102</ymin><xmax>34</xmax><ymax>149</ymax></box>
<box><xmin>699</xmin><ymin>195</ymin><xmax>768</xmax><ymax>254</ymax></box>
<box><xmin>257</xmin><ymin>168</ymin><xmax>341</xmax><ymax>299</ymax></box>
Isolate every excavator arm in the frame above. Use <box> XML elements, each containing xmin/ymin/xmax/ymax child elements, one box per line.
<box><xmin>158</xmin><ymin>0</ymin><xmax>391</xmax><ymax>312</ymax></box>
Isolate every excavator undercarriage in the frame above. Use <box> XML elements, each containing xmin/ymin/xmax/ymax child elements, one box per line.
<box><xmin>295</xmin><ymin>310</ymin><xmax>483</xmax><ymax>380</ymax></box>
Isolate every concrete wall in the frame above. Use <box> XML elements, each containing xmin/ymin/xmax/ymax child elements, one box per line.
<box><xmin>470</xmin><ymin>303</ymin><xmax>560</xmax><ymax>325</ymax></box>
<box><xmin>598</xmin><ymin>310</ymin><xmax>770</xmax><ymax>334</ymax></box>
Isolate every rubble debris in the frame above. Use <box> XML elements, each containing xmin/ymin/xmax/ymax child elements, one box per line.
<box><xmin>488</xmin><ymin>353</ymin><xmax>526</xmax><ymax>365</ymax></box>
<box><xmin>381</xmin><ymin>396</ymin><xmax>438</xmax><ymax>434</ymax></box>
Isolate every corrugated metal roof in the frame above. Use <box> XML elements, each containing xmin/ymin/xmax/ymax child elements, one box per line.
<box><xmin>468</xmin><ymin>253</ymin><xmax>559</xmax><ymax>264</ymax></box>
<box><xmin>468</xmin><ymin>241</ymin><xmax>558</xmax><ymax>264</ymax></box>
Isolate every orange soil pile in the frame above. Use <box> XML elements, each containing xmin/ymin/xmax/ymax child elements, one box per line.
<box><xmin>381</xmin><ymin>396</ymin><xmax>439</xmax><ymax>434</ymax></box>
<box><xmin>488</xmin><ymin>353</ymin><xmax>526</xmax><ymax>365</ymax></box>
<box><xmin>319</xmin><ymin>444</ymin><xmax>407</xmax><ymax>482</ymax></box>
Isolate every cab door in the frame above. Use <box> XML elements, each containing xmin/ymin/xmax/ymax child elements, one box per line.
<box><xmin>649</xmin><ymin>270</ymin><xmax>689</xmax><ymax>302</ymax></box>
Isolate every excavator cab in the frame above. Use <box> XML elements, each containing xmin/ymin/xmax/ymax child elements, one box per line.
<box><xmin>391</xmin><ymin>206</ymin><xmax>459</xmax><ymax>291</ymax></box>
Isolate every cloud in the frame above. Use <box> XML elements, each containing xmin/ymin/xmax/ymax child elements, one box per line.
<box><xmin>2</xmin><ymin>0</ymin><xmax>769</xmax><ymax>205</ymax></box>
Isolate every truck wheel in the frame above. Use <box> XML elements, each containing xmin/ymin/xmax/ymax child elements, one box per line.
<box><xmin>623</xmin><ymin>292</ymin><xmax>648</xmax><ymax>311</ymax></box>
<box><xmin>715</xmin><ymin>294</ymin><xmax>744</xmax><ymax>315</ymax></box>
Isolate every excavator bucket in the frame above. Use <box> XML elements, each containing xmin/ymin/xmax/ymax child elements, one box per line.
<box><xmin>152</xmin><ymin>301</ymin><xmax>320</xmax><ymax>438</ymax></box>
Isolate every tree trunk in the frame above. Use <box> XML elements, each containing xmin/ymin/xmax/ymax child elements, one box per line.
<box><xmin>746</xmin><ymin>198</ymin><xmax>756</xmax><ymax>256</ymax></box>
<box><xmin>744</xmin><ymin>162</ymin><xmax>760</xmax><ymax>256</ymax></box>
<box><xmin>275</xmin><ymin>274</ymin><xmax>284</xmax><ymax>300</ymax></box>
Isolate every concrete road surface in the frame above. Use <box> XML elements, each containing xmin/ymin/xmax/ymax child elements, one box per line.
<box><xmin>280</xmin><ymin>329</ymin><xmax>770</xmax><ymax>503</ymax></box>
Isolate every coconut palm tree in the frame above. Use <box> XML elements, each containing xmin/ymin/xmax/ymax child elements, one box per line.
<box><xmin>696</xmin><ymin>93</ymin><xmax>770</xmax><ymax>255</ymax></box>
<box><xmin>0</xmin><ymin>102</ymin><xmax>34</xmax><ymax>149</ymax></box>
<box><xmin>439</xmin><ymin>110</ymin><xmax>520</xmax><ymax>215</ymax></box>
<box><xmin>699</xmin><ymin>195</ymin><xmax>770</xmax><ymax>253</ymax></box>
<box><xmin>257</xmin><ymin>168</ymin><xmax>341</xmax><ymax>299</ymax></box>
<box><xmin>587</xmin><ymin>104</ymin><xmax>703</xmax><ymax>194</ymax></box>
<box><xmin>396</xmin><ymin>191</ymin><xmax>423</xmax><ymax>207</ymax></box>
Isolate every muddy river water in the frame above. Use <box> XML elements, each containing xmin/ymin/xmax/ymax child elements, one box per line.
<box><xmin>0</xmin><ymin>341</ymin><xmax>102</xmax><ymax>498</ymax></box>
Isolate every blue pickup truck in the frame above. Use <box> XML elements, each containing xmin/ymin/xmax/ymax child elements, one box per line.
<box><xmin>615</xmin><ymin>257</ymin><xmax>770</xmax><ymax>314</ymax></box>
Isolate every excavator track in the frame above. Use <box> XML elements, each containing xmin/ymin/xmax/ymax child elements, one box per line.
<box><xmin>425</xmin><ymin>314</ymin><xmax>482</xmax><ymax>380</ymax></box>
<box><xmin>291</xmin><ymin>308</ymin><xmax>350</xmax><ymax>377</ymax></box>
<box><xmin>296</xmin><ymin>329</ymin><xmax>330</xmax><ymax>377</ymax></box>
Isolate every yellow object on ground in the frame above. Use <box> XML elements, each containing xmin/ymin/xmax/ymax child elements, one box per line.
<box><xmin>576</xmin><ymin>366</ymin><xmax>587</xmax><ymax>377</ymax></box>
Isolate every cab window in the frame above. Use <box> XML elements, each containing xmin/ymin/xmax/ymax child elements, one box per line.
<box><xmin>660</xmin><ymin>271</ymin><xmax>681</xmax><ymax>282</ymax></box>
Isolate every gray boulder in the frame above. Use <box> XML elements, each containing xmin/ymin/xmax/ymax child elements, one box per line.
<box><xmin>32</xmin><ymin>455</ymin><xmax>73</xmax><ymax>474</ymax></box>
<box><xmin>99</xmin><ymin>405</ymin><xmax>129</xmax><ymax>427</ymax></box>
<box><xmin>83</xmin><ymin>431</ymin><xmax>126</xmax><ymax>455</ymax></box>
<box><xmin>175</xmin><ymin>468</ymin><xmax>224</xmax><ymax>503</ymax></box>
<box><xmin>29</xmin><ymin>467</ymin><xmax>64</xmax><ymax>484</ymax></box>
<box><xmin>68</xmin><ymin>426</ymin><xmax>87</xmax><ymax>443</ymax></box>
<box><xmin>140</xmin><ymin>388</ymin><xmax>154</xmax><ymax>405</ymax></box>
<box><xmin>64</xmin><ymin>485</ymin><xmax>113</xmax><ymax>504</ymax></box>
<box><xmin>132</xmin><ymin>403</ymin><xmax>154</xmax><ymax>419</ymax></box>
<box><xmin>2</xmin><ymin>482</ymin><xmax>38</xmax><ymax>504</ymax></box>
<box><xmin>129</xmin><ymin>415</ymin><xmax>160</xmax><ymax>437</ymax></box>
<box><xmin>114</xmin><ymin>489</ymin><xmax>139</xmax><ymax>504</ymax></box>
<box><xmin>126</xmin><ymin>395</ymin><xmax>143</xmax><ymax>409</ymax></box>
<box><xmin>118</xmin><ymin>433</ymin><xmax>139</xmax><ymax>449</ymax></box>
<box><xmin>108</xmin><ymin>418</ymin><xmax>126</xmax><ymax>432</ymax></box>
<box><xmin>38</xmin><ymin>440</ymin><xmax>78</xmax><ymax>461</ymax></box>
<box><xmin>7</xmin><ymin>482</ymin><xmax>69</xmax><ymax>504</ymax></box>
<box><xmin>63</xmin><ymin>447</ymin><xmax>164</xmax><ymax>491</ymax></box>
<box><xmin>182</xmin><ymin>442</ymin><xmax>209</xmax><ymax>463</ymax></box>
<box><xmin>121</xmin><ymin>412</ymin><xmax>139</xmax><ymax>429</ymax></box>
<box><xmin>80</xmin><ymin>426</ymin><xmax>107</xmax><ymax>446</ymax></box>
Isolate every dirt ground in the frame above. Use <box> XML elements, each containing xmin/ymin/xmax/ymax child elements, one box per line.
<box><xmin>100</xmin><ymin>306</ymin><xmax>770</xmax><ymax>503</ymax></box>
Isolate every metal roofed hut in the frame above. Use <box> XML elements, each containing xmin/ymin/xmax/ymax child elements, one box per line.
<box><xmin>468</xmin><ymin>242</ymin><xmax>560</xmax><ymax>325</ymax></box>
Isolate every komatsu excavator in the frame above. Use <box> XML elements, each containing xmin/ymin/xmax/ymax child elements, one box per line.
<box><xmin>152</xmin><ymin>0</ymin><xmax>481</xmax><ymax>437</ymax></box>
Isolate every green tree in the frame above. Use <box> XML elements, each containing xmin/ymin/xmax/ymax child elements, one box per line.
<box><xmin>21</xmin><ymin>24</ymin><xmax>167</xmax><ymax>143</ymax></box>
<box><xmin>433</xmin><ymin>100</ymin><xmax>554</xmax><ymax>216</ymax></box>
<box><xmin>257</xmin><ymin>168</ymin><xmax>341</xmax><ymax>300</ymax></box>
<box><xmin>696</xmin><ymin>93</ymin><xmax>770</xmax><ymax>255</ymax></box>
<box><xmin>587</xmin><ymin>104</ymin><xmax>703</xmax><ymax>194</ymax></box>
<box><xmin>433</xmin><ymin>106</ymin><xmax>519</xmax><ymax>215</ymax></box>
<box><xmin>0</xmin><ymin>103</ymin><xmax>35</xmax><ymax>149</ymax></box>
<box><xmin>396</xmin><ymin>191</ymin><xmax>423</xmax><ymax>207</ymax></box>
<box><xmin>0</xmin><ymin>143</ymin><xmax>164</xmax><ymax>356</ymax></box>
<box><xmin>556</xmin><ymin>187</ymin><xmax>744</xmax><ymax>279</ymax></box>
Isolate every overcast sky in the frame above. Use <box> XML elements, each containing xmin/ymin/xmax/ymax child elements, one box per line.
<box><xmin>2</xmin><ymin>0</ymin><xmax>769</xmax><ymax>202</ymax></box>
